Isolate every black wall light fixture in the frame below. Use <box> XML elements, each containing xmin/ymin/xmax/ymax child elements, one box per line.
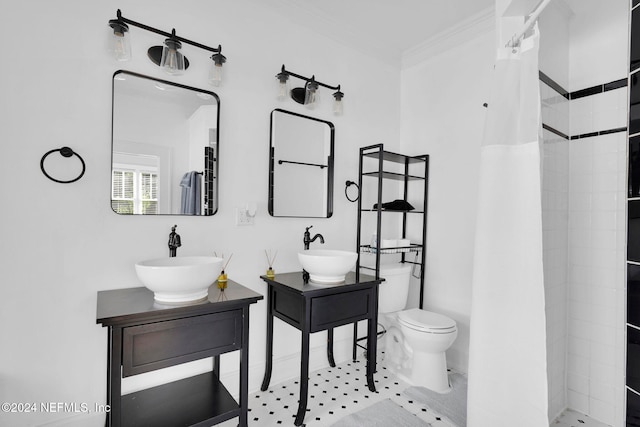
<box><xmin>108</xmin><ymin>9</ymin><xmax>226</xmax><ymax>86</ymax></box>
<box><xmin>276</xmin><ymin>65</ymin><xmax>344</xmax><ymax>116</ymax></box>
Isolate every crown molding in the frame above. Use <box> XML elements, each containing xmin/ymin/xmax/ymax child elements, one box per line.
<box><xmin>401</xmin><ymin>6</ymin><xmax>495</xmax><ymax>69</ymax></box>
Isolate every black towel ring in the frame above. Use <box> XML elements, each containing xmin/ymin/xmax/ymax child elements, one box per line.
<box><xmin>345</xmin><ymin>180</ymin><xmax>359</xmax><ymax>202</ymax></box>
<box><xmin>40</xmin><ymin>147</ymin><xmax>86</xmax><ymax>184</ymax></box>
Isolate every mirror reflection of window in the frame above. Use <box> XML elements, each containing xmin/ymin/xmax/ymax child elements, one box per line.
<box><xmin>111</xmin><ymin>170</ymin><xmax>134</xmax><ymax>214</ymax></box>
<box><xmin>111</xmin><ymin>70</ymin><xmax>219</xmax><ymax>216</ymax></box>
<box><xmin>112</xmin><ymin>152</ymin><xmax>161</xmax><ymax>214</ymax></box>
<box><xmin>111</xmin><ymin>168</ymin><xmax>158</xmax><ymax>214</ymax></box>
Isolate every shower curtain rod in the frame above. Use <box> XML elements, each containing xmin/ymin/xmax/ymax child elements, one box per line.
<box><xmin>506</xmin><ymin>0</ymin><xmax>553</xmax><ymax>48</ymax></box>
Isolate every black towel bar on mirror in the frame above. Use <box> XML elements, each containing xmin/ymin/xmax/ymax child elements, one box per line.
<box><xmin>278</xmin><ymin>160</ymin><xmax>327</xmax><ymax>169</ymax></box>
<box><xmin>40</xmin><ymin>146</ymin><xmax>86</xmax><ymax>184</ymax></box>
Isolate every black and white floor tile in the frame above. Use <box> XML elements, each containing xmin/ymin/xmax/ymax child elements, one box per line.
<box><xmin>220</xmin><ymin>351</ymin><xmax>611</xmax><ymax>427</ymax></box>
<box><xmin>220</xmin><ymin>351</ymin><xmax>454</xmax><ymax>426</ymax></box>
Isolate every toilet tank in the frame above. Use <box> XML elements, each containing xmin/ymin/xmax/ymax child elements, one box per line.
<box><xmin>378</xmin><ymin>263</ymin><xmax>412</xmax><ymax>313</ymax></box>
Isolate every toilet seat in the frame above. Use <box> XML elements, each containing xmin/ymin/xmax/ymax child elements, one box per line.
<box><xmin>397</xmin><ymin>308</ymin><xmax>457</xmax><ymax>334</ymax></box>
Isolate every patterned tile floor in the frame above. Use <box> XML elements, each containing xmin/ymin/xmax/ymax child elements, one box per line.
<box><xmin>220</xmin><ymin>350</ymin><xmax>454</xmax><ymax>427</ymax></box>
<box><xmin>219</xmin><ymin>350</ymin><xmax>611</xmax><ymax>427</ymax></box>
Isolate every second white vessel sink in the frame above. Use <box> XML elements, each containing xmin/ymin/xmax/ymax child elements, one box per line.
<box><xmin>298</xmin><ymin>249</ymin><xmax>358</xmax><ymax>284</ymax></box>
<box><xmin>135</xmin><ymin>256</ymin><xmax>224</xmax><ymax>303</ymax></box>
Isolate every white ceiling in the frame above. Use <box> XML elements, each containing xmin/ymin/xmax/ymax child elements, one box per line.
<box><xmin>248</xmin><ymin>0</ymin><xmax>496</xmax><ymax>64</ymax></box>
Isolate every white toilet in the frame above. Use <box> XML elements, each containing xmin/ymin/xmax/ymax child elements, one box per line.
<box><xmin>378</xmin><ymin>264</ymin><xmax>457</xmax><ymax>393</ymax></box>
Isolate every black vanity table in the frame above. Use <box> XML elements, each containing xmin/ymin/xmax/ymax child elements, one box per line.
<box><xmin>260</xmin><ymin>271</ymin><xmax>382</xmax><ymax>426</ymax></box>
<box><xmin>96</xmin><ymin>281</ymin><xmax>262</xmax><ymax>427</ymax></box>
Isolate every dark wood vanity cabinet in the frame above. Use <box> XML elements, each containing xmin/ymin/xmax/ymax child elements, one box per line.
<box><xmin>97</xmin><ymin>282</ymin><xmax>262</xmax><ymax>427</ymax></box>
<box><xmin>260</xmin><ymin>271</ymin><xmax>381</xmax><ymax>426</ymax></box>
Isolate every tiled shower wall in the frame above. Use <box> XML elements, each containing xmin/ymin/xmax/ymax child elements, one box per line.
<box><xmin>567</xmin><ymin>83</ymin><xmax>627</xmax><ymax>426</ymax></box>
<box><xmin>539</xmin><ymin>1</ymin><xmax>628</xmax><ymax>422</ymax></box>
<box><xmin>541</xmin><ymin>83</ymin><xmax>627</xmax><ymax>425</ymax></box>
<box><xmin>541</xmin><ymin>72</ymin><xmax>627</xmax><ymax>426</ymax></box>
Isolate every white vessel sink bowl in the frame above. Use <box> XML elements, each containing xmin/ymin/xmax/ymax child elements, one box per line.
<box><xmin>135</xmin><ymin>256</ymin><xmax>224</xmax><ymax>303</ymax></box>
<box><xmin>298</xmin><ymin>250</ymin><xmax>358</xmax><ymax>284</ymax></box>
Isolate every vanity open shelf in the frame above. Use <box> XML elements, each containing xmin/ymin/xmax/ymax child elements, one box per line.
<box><xmin>120</xmin><ymin>371</ymin><xmax>237</xmax><ymax>426</ymax></box>
<box><xmin>96</xmin><ymin>282</ymin><xmax>262</xmax><ymax>427</ymax></box>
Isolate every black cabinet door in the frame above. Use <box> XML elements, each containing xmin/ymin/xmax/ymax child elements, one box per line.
<box><xmin>122</xmin><ymin>310</ymin><xmax>242</xmax><ymax>376</ymax></box>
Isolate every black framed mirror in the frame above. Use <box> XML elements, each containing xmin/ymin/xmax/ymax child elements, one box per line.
<box><xmin>268</xmin><ymin>109</ymin><xmax>334</xmax><ymax>218</ymax></box>
<box><xmin>111</xmin><ymin>70</ymin><xmax>219</xmax><ymax>215</ymax></box>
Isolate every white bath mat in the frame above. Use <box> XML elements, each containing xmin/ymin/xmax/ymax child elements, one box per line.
<box><xmin>330</xmin><ymin>398</ymin><xmax>429</xmax><ymax>427</ymax></box>
<box><xmin>403</xmin><ymin>373</ymin><xmax>467</xmax><ymax>427</ymax></box>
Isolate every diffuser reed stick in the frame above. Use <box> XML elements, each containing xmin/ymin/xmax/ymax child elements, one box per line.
<box><xmin>265</xmin><ymin>249</ymin><xmax>278</xmax><ymax>278</ymax></box>
<box><xmin>216</xmin><ymin>252</ymin><xmax>233</xmax><ymax>290</ymax></box>
<box><xmin>265</xmin><ymin>249</ymin><xmax>278</xmax><ymax>268</ymax></box>
<box><xmin>223</xmin><ymin>253</ymin><xmax>233</xmax><ymax>271</ymax></box>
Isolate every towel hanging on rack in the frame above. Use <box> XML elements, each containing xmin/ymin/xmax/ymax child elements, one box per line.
<box><xmin>180</xmin><ymin>171</ymin><xmax>201</xmax><ymax>215</ymax></box>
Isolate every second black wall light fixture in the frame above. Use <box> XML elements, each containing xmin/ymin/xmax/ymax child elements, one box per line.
<box><xmin>276</xmin><ymin>65</ymin><xmax>344</xmax><ymax>116</ymax></box>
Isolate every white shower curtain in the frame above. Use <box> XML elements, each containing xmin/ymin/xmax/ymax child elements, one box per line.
<box><xmin>467</xmin><ymin>25</ymin><xmax>548</xmax><ymax>426</ymax></box>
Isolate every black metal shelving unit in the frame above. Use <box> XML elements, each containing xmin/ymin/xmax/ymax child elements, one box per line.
<box><xmin>352</xmin><ymin>143</ymin><xmax>429</xmax><ymax>359</ymax></box>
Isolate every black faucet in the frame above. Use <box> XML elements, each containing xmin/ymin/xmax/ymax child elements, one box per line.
<box><xmin>168</xmin><ymin>225</ymin><xmax>181</xmax><ymax>257</ymax></box>
<box><xmin>303</xmin><ymin>226</ymin><xmax>325</xmax><ymax>250</ymax></box>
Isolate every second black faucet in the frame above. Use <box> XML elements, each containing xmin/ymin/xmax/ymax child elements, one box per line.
<box><xmin>303</xmin><ymin>226</ymin><xmax>324</xmax><ymax>250</ymax></box>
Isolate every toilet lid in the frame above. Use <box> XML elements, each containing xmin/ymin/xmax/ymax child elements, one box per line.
<box><xmin>398</xmin><ymin>308</ymin><xmax>456</xmax><ymax>332</ymax></box>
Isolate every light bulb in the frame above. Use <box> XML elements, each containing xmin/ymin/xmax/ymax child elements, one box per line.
<box><xmin>333</xmin><ymin>89</ymin><xmax>344</xmax><ymax>116</ymax></box>
<box><xmin>305</xmin><ymin>92</ymin><xmax>317</xmax><ymax>109</ymax></box>
<box><xmin>108</xmin><ymin>15</ymin><xmax>131</xmax><ymax>61</ymax></box>
<box><xmin>209</xmin><ymin>63</ymin><xmax>223</xmax><ymax>87</ymax></box>
<box><xmin>304</xmin><ymin>79</ymin><xmax>319</xmax><ymax>109</ymax></box>
<box><xmin>209</xmin><ymin>51</ymin><xmax>226</xmax><ymax>87</ymax></box>
<box><xmin>277</xmin><ymin>81</ymin><xmax>289</xmax><ymax>100</ymax></box>
<box><xmin>111</xmin><ymin>32</ymin><xmax>131</xmax><ymax>61</ymax></box>
<box><xmin>276</xmin><ymin>71</ymin><xmax>290</xmax><ymax>101</ymax></box>
<box><xmin>333</xmin><ymin>98</ymin><xmax>343</xmax><ymax>116</ymax></box>
<box><xmin>160</xmin><ymin>33</ymin><xmax>185</xmax><ymax>75</ymax></box>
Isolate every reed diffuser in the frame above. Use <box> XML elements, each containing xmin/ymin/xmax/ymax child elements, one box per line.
<box><xmin>265</xmin><ymin>249</ymin><xmax>278</xmax><ymax>279</ymax></box>
<box><xmin>215</xmin><ymin>253</ymin><xmax>233</xmax><ymax>290</ymax></box>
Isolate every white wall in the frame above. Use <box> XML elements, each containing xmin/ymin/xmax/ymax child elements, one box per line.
<box><xmin>568</xmin><ymin>0</ymin><xmax>629</xmax><ymax>92</ymax></box>
<box><xmin>0</xmin><ymin>1</ymin><xmax>401</xmax><ymax>425</ymax></box>
<box><xmin>400</xmin><ymin>15</ymin><xmax>496</xmax><ymax>373</ymax></box>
